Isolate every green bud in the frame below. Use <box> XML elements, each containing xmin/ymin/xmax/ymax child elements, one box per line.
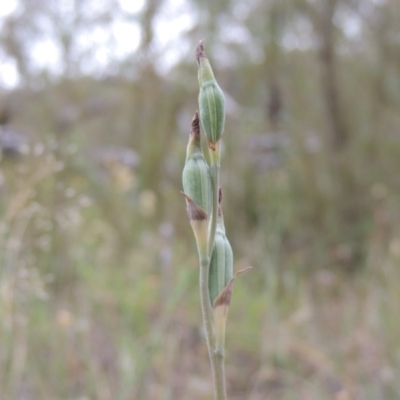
<box><xmin>208</xmin><ymin>190</ymin><xmax>233</xmax><ymax>305</ymax></box>
<box><xmin>182</xmin><ymin>111</ymin><xmax>212</xmax><ymax>216</ymax></box>
<box><xmin>196</xmin><ymin>40</ymin><xmax>226</xmax><ymax>150</ymax></box>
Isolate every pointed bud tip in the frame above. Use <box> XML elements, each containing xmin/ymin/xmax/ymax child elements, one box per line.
<box><xmin>196</xmin><ymin>39</ymin><xmax>207</xmax><ymax>64</ymax></box>
<box><xmin>235</xmin><ymin>266</ymin><xmax>253</xmax><ymax>277</ymax></box>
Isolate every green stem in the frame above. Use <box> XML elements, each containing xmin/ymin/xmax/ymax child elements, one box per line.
<box><xmin>214</xmin><ymin>352</ymin><xmax>226</xmax><ymax>398</ymax></box>
<box><xmin>208</xmin><ymin>148</ymin><xmax>220</xmax><ymax>257</ymax></box>
<box><xmin>199</xmin><ymin>255</ymin><xmax>227</xmax><ymax>400</ymax></box>
<box><xmin>201</xmin><ymin>143</ymin><xmax>226</xmax><ymax>399</ymax></box>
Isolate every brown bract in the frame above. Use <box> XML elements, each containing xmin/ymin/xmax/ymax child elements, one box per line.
<box><xmin>213</xmin><ymin>266</ymin><xmax>253</xmax><ymax>309</ymax></box>
<box><xmin>190</xmin><ymin>110</ymin><xmax>200</xmax><ymax>139</ymax></box>
<box><xmin>208</xmin><ymin>141</ymin><xmax>216</xmax><ymax>151</ymax></box>
<box><xmin>213</xmin><ymin>278</ymin><xmax>234</xmax><ymax>309</ymax></box>
<box><xmin>183</xmin><ymin>193</ymin><xmax>207</xmax><ymax>221</ymax></box>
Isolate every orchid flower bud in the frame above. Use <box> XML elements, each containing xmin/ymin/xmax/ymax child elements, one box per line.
<box><xmin>197</xmin><ymin>40</ymin><xmax>226</xmax><ymax>151</ymax></box>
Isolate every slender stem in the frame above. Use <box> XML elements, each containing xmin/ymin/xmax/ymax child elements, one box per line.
<box><xmin>200</xmin><ymin>142</ymin><xmax>226</xmax><ymax>399</ymax></box>
<box><xmin>208</xmin><ymin>146</ymin><xmax>220</xmax><ymax>257</ymax></box>
<box><xmin>214</xmin><ymin>352</ymin><xmax>226</xmax><ymax>398</ymax></box>
<box><xmin>199</xmin><ymin>255</ymin><xmax>226</xmax><ymax>400</ymax></box>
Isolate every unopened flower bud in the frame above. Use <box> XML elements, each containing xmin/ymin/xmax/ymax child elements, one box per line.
<box><xmin>196</xmin><ymin>40</ymin><xmax>226</xmax><ymax>151</ymax></box>
<box><xmin>208</xmin><ymin>189</ymin><xmax>233</xmax><ymax>305</ymax></box>
<box><xmin>182</xmin><ymin>111</ymin><xmax>212</xmax><ymax>216</ymax></box>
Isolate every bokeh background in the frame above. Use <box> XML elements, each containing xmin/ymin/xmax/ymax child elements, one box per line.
<box><xmin>1</xmin><ymin>0</ymin><xmax>400</xmax><ymax>399</ymax></box>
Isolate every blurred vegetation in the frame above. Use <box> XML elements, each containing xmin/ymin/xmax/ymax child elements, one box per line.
<box><xmin>1</xmin><ymin>0</ymin><xmax>400</xmax><ymax>399</ymax></box>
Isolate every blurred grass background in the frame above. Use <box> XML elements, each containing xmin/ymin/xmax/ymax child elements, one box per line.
<box><xmin>1</xmin><ymin>0</ymin><xmax>400</xmax><ymax>399</ymax></box>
